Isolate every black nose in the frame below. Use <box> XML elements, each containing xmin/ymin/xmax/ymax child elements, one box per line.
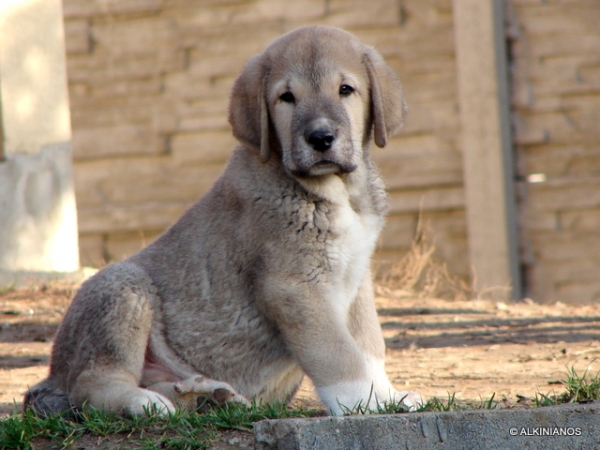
<box><xmin>306</xmin><ymin>129</ymin><xmax>335</xmax><ymax>152</ymax></box>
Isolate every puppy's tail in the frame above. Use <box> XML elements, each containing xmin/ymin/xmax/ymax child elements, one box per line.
<box><xmin>23</xmin><ymin>377</ymin><xmax>73</xmax><ymax>418</ymax></box>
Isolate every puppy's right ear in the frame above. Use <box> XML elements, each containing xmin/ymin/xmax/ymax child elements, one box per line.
<box><xmin>228</xmin><ymin>55</ymin><xmax>271</xmax><ymax>163</ymax></box>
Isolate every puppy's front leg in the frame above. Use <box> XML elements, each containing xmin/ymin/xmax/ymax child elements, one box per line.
<box><xmin>263</xmin><ymin>286</ymin><xmax>396</xmax><ymax>415</ymax></box>
<box><xmin>347</xmin><ymin>274</ymin><xmax>424</xmax><ymax>411</ymax></box>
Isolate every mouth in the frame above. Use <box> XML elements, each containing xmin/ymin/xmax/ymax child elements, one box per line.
<box><xmin>307</xmin><ymin>161</ymin><xmax>343</xmax><ymax>176</ymax></box>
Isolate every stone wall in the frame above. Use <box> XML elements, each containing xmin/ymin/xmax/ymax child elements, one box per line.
<box><xmin>509</xmin><ymin>0</ymin><xmax>600</xmax><ymax>303</ymax></box>
<box><xmin>63</xmin><ymin>0</ymin><xmax>468</xmax><ymax>276</ymax></box>
<box><xmin>61</xmin><ymin>0</ymin><xmax>600</xmax><ymax>303</ymax></box>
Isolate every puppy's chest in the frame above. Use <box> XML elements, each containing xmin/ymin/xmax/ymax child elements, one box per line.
<box><xmin>291</xmin><ymin>198</ymin><xmax>381</xmax><ymax>304</ymax></box>
<box><xmin>326</xmin><ymin>204</ymin><xmax>379</xmax><ymax>270</ymax></box>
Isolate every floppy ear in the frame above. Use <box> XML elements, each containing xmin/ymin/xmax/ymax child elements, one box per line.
<box><xmin>365</xmin><ymin>48</ymin><xmax>408</xmax><ymax>148</ymax></box>
<box><xmin>228</xmin><ymin>55</ymin><xmax>271</xmax><ymax>163</ymax></box>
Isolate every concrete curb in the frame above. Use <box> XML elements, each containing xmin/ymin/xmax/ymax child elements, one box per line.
<box><xmin>254</xmin><ymin>403</ymin><xmax>600</xmax><ymax>449</ymax></box>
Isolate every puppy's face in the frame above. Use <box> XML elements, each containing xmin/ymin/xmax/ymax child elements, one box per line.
<box><xmin>229</xmin><ymin>26</ymin><xmax>407</xmax><ymax>175</ymax></box>
<box><xmin>265</xmin><ymin>39</ymin><xmax>371</xmax><ymax>178</ymax></box>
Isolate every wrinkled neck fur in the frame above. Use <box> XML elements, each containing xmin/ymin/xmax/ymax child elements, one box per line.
<box><xmin>295</xmin><ymin>163</ymin><xmax>374</xmax><ymax>214</ymax></box>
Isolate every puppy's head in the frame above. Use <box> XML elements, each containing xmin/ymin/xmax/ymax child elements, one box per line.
<box><xmin>229</xmin><ymin>26</ymin><xmax>407</xmax><ymax>178</ymax></box>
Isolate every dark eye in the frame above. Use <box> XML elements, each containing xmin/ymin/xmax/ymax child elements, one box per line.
<box><xmin>339</xmin><ymin>84</ymin><xmax>354</xmax><ymax>96</ymax></box>
<box><xmin>279</xmin><ymin>92</ymin><xmax>295</xmax><ymax>103</ymax></box>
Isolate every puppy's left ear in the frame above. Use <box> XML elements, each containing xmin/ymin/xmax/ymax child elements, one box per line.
<box><xmin>365</xmin><ymin>48</ymin><xmax>408</xmax><ymax>148</ymax></box>
<box><xmin>228</xmin><ymin>55</ymin><xmax>271</xmax><ymax>163</ymax></box>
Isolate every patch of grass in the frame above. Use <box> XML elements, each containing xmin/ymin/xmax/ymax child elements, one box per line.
<box><xmin>0</xmin><ymin>408</ymin><xmax>82</xmax><ymax>450</ymax></box>
<box><xmin>0</xmin><ymin>401</ymin><xmax>318</xmax><ymax>450</ymax></box>
<box><xmin>419</xmin><ymin>392</ymin><xmax>463</xmax><ymax>412</ymax></box>
<box><xmin>336</xmin><ymin>391</ymin><xmax>499</xmax><ymax>415</ymax></box>
<box><xmin>416</xmin><ymin>392</ymin><xmax>499</xmax><ymax>412</ymax></box>
<box><xmin>203</xmin><ymin>400</ymin><xmax>316</xmax><ymax>432</ymax></box>
<box><xmin>534</xmin><ymin>365</ymin><xmax>600</xmax><ymax>407</ymax></box>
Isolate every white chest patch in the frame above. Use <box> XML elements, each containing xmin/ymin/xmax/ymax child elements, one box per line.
<box><xmin>327</xmin><ymin>203</ymin><xmax>379</xmax><ymax>318</ymax></box>
<box><xmin>298</xmin><ymin>174</ymin><xmax>382</xmax><ymax>319</ymax></box>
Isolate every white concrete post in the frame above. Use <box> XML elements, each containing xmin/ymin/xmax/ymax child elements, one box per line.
<box><xmin>453</xmin><ymin>0</ymin><xmax>521</xmax><ymax>301</ymax></box>
<box><xmin>0</xmin><ymin>0</ymin><xmax>79</xmax><ymax>281</ymax></box>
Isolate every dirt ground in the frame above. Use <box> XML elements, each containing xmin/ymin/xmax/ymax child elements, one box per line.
<box><xmin>1</xmin><ymin>281</ymin><xmax>600</xmax><ymax>444</ymax></box>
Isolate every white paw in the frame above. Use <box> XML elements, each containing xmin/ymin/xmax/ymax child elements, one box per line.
<box><xmin>393</xmin><ymin>390</ymin><xmax>425</xmax><ymax>411</ymax></box>
<box><xmin>126</xmin><ymin>389</ymin><xmax>176</xmax><ymax>416</ymax></box>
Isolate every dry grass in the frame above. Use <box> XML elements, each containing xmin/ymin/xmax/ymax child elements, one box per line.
<box><xmin>375</xmin><ymin>219</ymin><xmax>473</xmax><ymax>301</ymax></box>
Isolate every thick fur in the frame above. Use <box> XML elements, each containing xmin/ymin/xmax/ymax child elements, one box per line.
<box><xmin>24</xmin><ymin>25</ymin><xmax>422</xmax><ymax>416</ymax></box>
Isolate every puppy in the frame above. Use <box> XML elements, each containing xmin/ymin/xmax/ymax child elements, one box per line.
<box><xmin>25</xmin><ymin>25</ymin><xmax>423</xmax><ymax>416</ymax></box>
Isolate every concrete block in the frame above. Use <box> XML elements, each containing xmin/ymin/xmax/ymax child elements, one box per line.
<box><xmin>91</xmin><ymin>16</ymin><xmax>178</xmax><ymax>56</ymax></box>
<box><xmin>0</xmin><ymin>0</ymin><xmax>79</xmax><ymax>276</ymax></box>
<box><xmin>325</xmin><ymin>0</ymin><xmax>400</xmax><ymax>28</ymax></box>
<box><xmin>579</xmin><ymin>64</ymin><xmax>600</xmax><ymax>85</ymax></box>
<box><xmin>90</xmin><ymin>77</ymin><xmax>163</xmax><ymax>98</ymax></box>
<box><xmin>377</xmin><ymin>207</ymin><xmax>470</xmax><ymax>279</ymax></box>
<box><xmin>527</xmin><ymin>33</ymin><xmax>600</xmax><ymax>60</ymax></box>
<box><xmin>559</xmin><ymin>208</ymin><xmax>600</xmax><ymax>231</ymax></box>
<box><xmin>420</xmin><ymin>209</ymin><xmax>470</xmax><ymax>278</ymax></box>
<box><xmin>62</xmin><ymin>0</ymin><xmax>165</xmax><ymax>19</ymax></box>
<box><xmin>64</xmin><ymin>19</ymin><xmax>91</xmax><ymax>54</ymax></box>
<box><xmin>72</xmin><ymin>125</ymin><xmax>166</xmax><ymax>160</ymax></box>
<box><xmin>520</xmin><ymin>208</ymin><xmax>558</xmax><ymax>232</ymax></box>
<box><xmin>178</xmin><ymin>98</ymin><xmax>229</xmax><ymax>121</ymax></box>
<box><xmin>0</xmin><ymin>144</ymin><xmax>79</xmax><ymax>272</ymax></box>
<box><xmin>377</xmin><ymin>153</ymin><xmax>463</xmax><ymax>191</ymax></box>
<box><xmin>543</xmin><ymin>261</ymin><xmax>600</xmax><ymax>302</ymax></box>
<box><xmin>555</xmin><ymin>280</ymin><xmax>600</xmax><ymax>304</ymax></box>
<box><xmin>73</xmin><ymin>157</ymin><xmax>225</xmax><ymax>209</ymax></box>
<box><xmin>403</xmin><ymin>0</ymin><xmax>454</xmax><ymax>28</ymax></box>
<box><xmin>527</xmin><ymin>178</ymin><xmax>600</xmax><ymax>211</ymax></box>
<box><xmin>0</xmin><ymin>0</ymin><xmax>72</xmax><ymax>154</ymax></box>
<box><xmin>559</xmin><ymin>98</ymin><xmax>600</xmax><ymax>144</ymax></box>
<box><xmin>378</xmin><ymin>213</ymin><xmax>418</xmax><ymax>250</ymax></box>
<box><xmin>188</xmin><ymin>53</ymin><xmax>246</xmax><ymax>78</ymax></box>
<box><xmin>518</xmin><ymin>112</ymin><xmax>579</xmax><ymax>146</ymax></box>
<box><xmin>399</xmin><ymin>101</ymin><xmax>458</xmax><ymax>136</ymax></box>
<box><xmin>170</xmin><ymin>131</ymin><xmax>236</xmax><ymax>166</ymax></box>
<box><xmin>520</xmin><ymin>145</ymin><xmax>581</xmax><ymax>176</ymax></box>
<box><xmin>105</xmin><ymin>230</ymin><xmax>161</xmax><ymax>262</ymax></box>
<box><xmin>530</xmin><ymin>233</ymin><xmax>600</xmax><ymax>264</ymax></box>
<box><xmin>174</xmin><ymin>0</ymin><xmax>324</xmax><ymax>34</ymax></box>
<box><xmin>67</xmin><ymin>50</ymin><xmax>186</xmax><ymax>83</ymax></box>
<box><xmin>515</xmin><ymin>4</ymin><xmax>600</xmax><ymax>36</ymax></box>
<box><xmin>100</xmin><ymin>163</ymin><xmax>224</xmax><ymax>205</ymax></box>
<box><xmin>514</xmin><ymin>124</ymin><xmax>549</xmax><ymax>146</ymax></box>
<box><xmin>396</xmin><ymin>69</ymin><xmax>457</xmax><ymax>103</ymax></box>
<box><xmin>387</xmin><ymin>186</ymin><xmax>465</xmax><ymax>214</ymax></box>
<box><xmin>69</xmin><ymin>96</ymin><xmax>160</xmax><ymax>130</ymax></box>
<box><xmin>181</xmin><ymin>26</ymin><xmax>289</xmax><ymax>58</ymax></box>
<box><xmin>78</xmin><ymin>202</ymin><xmax>189</xmax><ymax>234</ymax></box>
<box><xmin>373</xmin><ymin>134</ymin><xmax>454</xmax><ymax>159</ymax></box>
<box><xmin>163</xmin><ymin>72</ymin><xmax>235</xmax><ymax>101</ymax></box>
<box><xmin>78</xmin><ymin>234</ymin><xmax>105</xmax><ymax>268</ymax></box>
<box><xmin>179</xmin><ymin>115</ymin><xmax>229</xmax><ymax>133</ymax></box>
<box><xmin>254</xmin><ymin>403</ymin><xmax>600</xmax><ymax>450</ymax></box>
<box><xmin>229</xmin><ymin>0</ymin><xmax>327</xmax><ymax>24</ymax></box>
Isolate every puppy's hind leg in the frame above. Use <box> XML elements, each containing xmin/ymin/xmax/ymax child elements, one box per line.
<box><xmin>73</xmin><ymin>370</ymin><xmax>175</xmax><ymax>417</ymax></box>
<box><xmin>58</xmin><ymin>263</ymin><xmax>175</xmax><ymax>416</ymax></box>
<box><xmin>24</xmin><ymin>376</ymin><xmax>72</xmax><ymax>417</ymax></box>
